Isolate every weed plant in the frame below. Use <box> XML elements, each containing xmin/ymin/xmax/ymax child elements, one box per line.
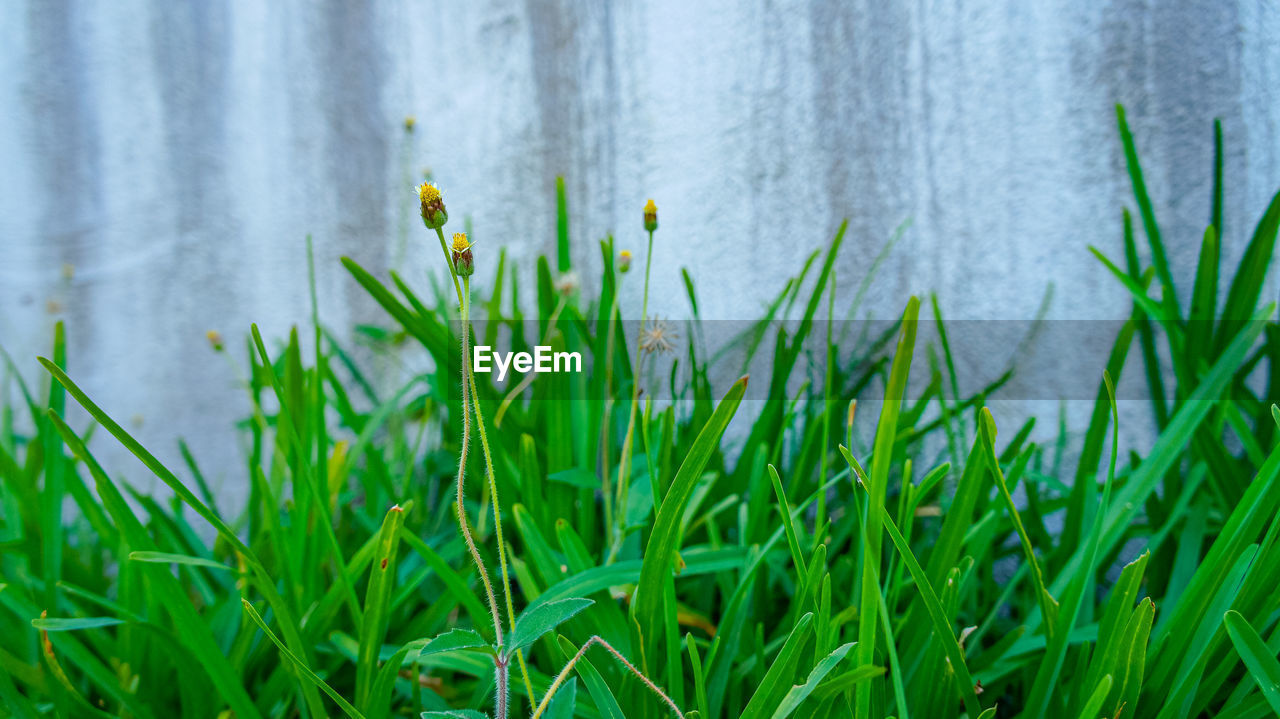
<box><xmin>1</xmin><ymin>107</ymin><xmax>1279</xmax><ymax>718</ymax></box>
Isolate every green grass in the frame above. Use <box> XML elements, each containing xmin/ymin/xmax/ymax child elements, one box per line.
<box><xmin>1</xmin><ymin>106</ymin><xmax>1279</xmax><ymax>718</ymax></box>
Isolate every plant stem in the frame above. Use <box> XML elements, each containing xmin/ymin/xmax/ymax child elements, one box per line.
<box><xmin>463</xmin><ymin>276</ymin><xmax>534</xmax><ymax>708</ymax></box>
<box><xmin>455</xmin><ymin>285</ymin><xmax>504</xmax><ymax>654</ymax></box>
<box><xmin>496</xmin><ymin>653</ymin><xmax>509</xmax><ymax>719</ymax></box>
<box><xmin>530</xmin><ymin>636</ymin><xmax>685</xmax><ymax>719</ymax></box>
<box><xmin>434</xmin><ymin>227</ymin><xmax>464</xmax><ymax>301</ymax></box>
<box><xmin>599</xmin><ymin>289</ymin><xmax>623</xmax><ymax>539</ymax></box>
<box><xmin>434</xmin><ymin>226</ymin><xmax>522</xmax><ymax>716</ymax></box>
<box><xmin>611</xmin><ymin>228</ymin><xmax>655</xmax><ymax>560</ymax></box>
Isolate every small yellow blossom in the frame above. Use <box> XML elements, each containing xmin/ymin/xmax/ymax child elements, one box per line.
<box><xmin>643</xmin><ymin>198</ymin><xmax>658</xmax><ymax>232</ymax></box>
<box><xmin>451</xmin><ymin>232</ymin><xmax>475</xmax><ymax>277</ymax></box>
<box><xmin>418</xmin><ymin>182</ymin><xmax>447</xmax><ymax>229</ymax></box>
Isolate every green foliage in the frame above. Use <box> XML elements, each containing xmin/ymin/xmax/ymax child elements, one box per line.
<box><xmin>2</xmin><ymin>111</ymin><xmax>1280</xmax><ymax>719</ymax></box>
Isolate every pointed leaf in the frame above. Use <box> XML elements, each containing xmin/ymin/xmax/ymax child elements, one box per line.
<box><xmin>508</xmin><ymin>598</ymin><xmax>593</xmax><ymax>655</ymax></box>
<box><xmin>769</xmin><ymin>642</ymin><xmax>855</xmax><ymax>719</ymax></box>
<box><xmin>1224</xmin><ymin>610</ymin><xmax>1280</xmax><ymax>716</ymax></box>
<box><xmin>419</xmin><ymin>629</ymin><xmax>490</xmax><ymax>659</ymax></box>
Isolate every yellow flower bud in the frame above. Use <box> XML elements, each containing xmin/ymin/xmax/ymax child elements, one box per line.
<box><xmin>618</xmin><ymin>249</ymin><xmax>633</xmax><ymax>274</ymax></box>
<box><xmin>451</xmin><ymin>232</ymin><xmax>475</xmax><ymax>277</ymax></box>
<box><xmin>643</xmin><ymin>198</ymin><xmax>658</xmax><ymax>232</ymax></box>
<box><xmin>418</xmin><ymin>182</ymin><xmax>448</xmax><ymax>229</ymax></box>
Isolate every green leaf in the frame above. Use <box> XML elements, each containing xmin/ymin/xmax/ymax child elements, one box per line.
<box><xmin>546</xmin><ymin>677</ymin><xmax>577</xmax><ymax>719</ymax></box>
<box><xmin>421</xmin><ymin>711</ymin><xmax>489</xmax><ymax>719</ymax></box>
<box><xmin>856</xmin><ymin>296</ymin><xmax>919</xmax><ymax>719</ymax></box>
<box><xmin>555</xmin><ymin>176</ymin><xmax>570</xmax><ymax>272</ymax></box>
<box><xmin>507</xmin><ymin>598</ymin><xmax>593</xmax><ymax>656</ymax></box>
<box><xmin>1224</xmin><ymin>611</ymin><xmax>1280</xmax><ymax>716</ymax></box>
<box><xmin>1076</xmin><ymin>675</ymin><xmax>1113</xmax><ymax>719</ymax></box>
<box><xmin>632</xmin><ymin>376</ymin><xmax>747</xmax><ymax>660</ymax></box>
<box><xmin>1116</xmin><ymin>599</ymin><xmax>1155</xmax><ymax>717</ymax></box>
<box><xmin>1216</xmin><ymin>187</ymin><xmax>1280</xmax><ymax>352</ymax></box>
<box><xmin>45</xmin><ymin>411</ymin><xmax>264</xmax><ymax>719</ymax></box>
<box><xmin>242</xmin><ymin>599</ymin><xmax>366</xmax><ymax>719</ymax></box>
<box><xmin>1187</xmin><ymin>225</ymin><xmax>1220</xmax><ymax>362</ymax></box>
<box><xmin>687</xmin><ymin>632</ymin><xmax>711</xmax><ymax>719</ymax></box>
<box><xmin>548</xmin><ymin>468</ymin><xmax>601</xmax><ymax>489</ymax></box>
<box><xmin>127</xmin><ymin>551</ymin><xmax>232</xmax><ymax>572</ymax></box>
<box><xmin>419</xmin><ymin>629</ymin><xmax>490</xmax><ymax>659</ymax></box>
<box><xmin>739</xmin><ymin>613</ymin><xmax>815</xmax><ymax>719</ymax></box>
<box><xmin>1050</xmin><ymin>304</ymin><xmax>1273</xmax><ymax>598</ymax></box>
<box><xmin>356</xmin><ymin>503</ymin><xmax>410</xmax><ymax>710</ymax></box>
<box><xmin>1117</xmin><ymin>103</ymin><xmax>1180</xmax><ymax>321</ymax></box>
<box><xmin>769</xmin><ymin>642</ymin><xmax>855</xmax><ymax>719</ymax></box>
<box><xmin>979</xmin><ymin>408</ymin><xmax>1058</xmax><ymax>633</ymax></box>
<box><xmin>31</xmin><ymin>617</ymin><xmax>124</xmax><ymax>631</ymax></box>
<box><xmin>768</xmin><ymin>464</ymin><xmax>807</xmax><ymax>580</ymax></box>
<box><xmin>558</xmin><ymin>635</ymin><xmax>625</xmax><ymax>719</ymax></box>
<box><xmin>879</xmin><ymin>506</ymin><xmax>982</xmax><ymax>717</ymax></box>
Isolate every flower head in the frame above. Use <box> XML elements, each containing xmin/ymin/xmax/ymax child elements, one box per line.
<box><xmin>451</xmin><ymin>232</ymin><xmax>475</xmax><ymax>277</ymax></box>
<box><xmin>639</xmin><ymin>317</ymin><xmax>678</xmax><ymax>355</ymax></box>
<box><xmin>404</xmin><ymin>116</ymin><xmax>416</xmax><ymax>133</ymax></box>
<box><xmin>554</xmin><ymin>271</ymin><xmax>580</xmax><ymax>296</ymax></box>
<box><xmin>206</xmin><ymin>330</ymin><xmax>224</xmax><ymax>352</ymax></box>
<box><xmin>643</xmin><ymin>198</ymin><xmax>658</xmax><ymax>232</ymax></box>
<box><xmin>419</xmin><ymin>182</ymin><xmax>448</xmax><ymax>229</ymax></box>
<box><xmin>618</xmin><ymin>250</ymin><xmax>633</xmax><ymax>274</ymax></box>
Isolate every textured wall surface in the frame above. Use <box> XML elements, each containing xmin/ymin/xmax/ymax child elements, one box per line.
<box><xmin>2</xmin><ymin>1</ymin><xmax>1278</xmax><ymax>506</ymax></box>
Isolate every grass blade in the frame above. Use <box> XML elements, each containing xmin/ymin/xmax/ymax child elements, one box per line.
<box><xmin>856</xmin><ymin>296</ymin><xmax>919</xmax><ymax>719</ymax></box>
<box><xmin>356</xmin><ymin>503</ymin><xmax>410</xmax><ymax>710</ymax></box>
<box><xmin>632</xmin><ymin>376</ymin><xmax>747</xmax><ymax>668</ymax></box>
<box><xmin>879</xmin><ymin>503</ymin><xmax>982</xmax><ymax>717</ymax></box>
<box><xmin>1224</xmin><ymin>610</ymin><xmax>1280</xmax><ymax>716</ymax></box>
<box><xmin>242</xmin><ymin>598</ymin><xmax>366</xmax><ymax>719</ymax></box>
<box><xmin>769</xmin><ymin>642</ymin><xmax>855</xmax><ymax>719</ymax></box>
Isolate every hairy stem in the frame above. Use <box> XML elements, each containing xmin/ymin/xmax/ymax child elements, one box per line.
<box><xmin>496</xmin><ymin>653</ymin><xmax>509</xmax><ymax>719</ymax></box>
<box><xmin>455</xmin><ymin>285</ymin><xmax>504</xmax><ymax>653</ymax></box>
<box><xmin>434</xmin><ymin>227</ymin><xmax>522</xmax><ymax>715</ymax></box>
<box><xmin>530</xmin><ymin>636</ymin><xmax>685</xmax><ymax>719</ymax></box>
<box><xmin>463</xmin><ymin>276</ymin><xmax>535</xmax><ymax>707</ymax></box>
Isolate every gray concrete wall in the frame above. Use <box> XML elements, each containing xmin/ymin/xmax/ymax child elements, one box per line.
<box><xmin>2</xmin><ymin>1</ymin><xmax>1278</xmax><ymax>506</ymax></box>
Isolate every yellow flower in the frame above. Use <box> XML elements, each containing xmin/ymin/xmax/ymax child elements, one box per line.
<box><xmin>619</xmin><ymin>249</ymin><xmax>633</xmax><ymax>274</ymax></box>
<box><xmin>643</xmin><ymin>199</ymin><xmax>658</xmax><ymax>232</ymax></box>
<box><xmin>418</xmin><ymin>182</ymin><xmax>448</xmax><ymax>229</ymax></box>
<box><xmin>451</xmin><ymin>232</ymin><xmax>475</xmax><ymax>277</ymax></box>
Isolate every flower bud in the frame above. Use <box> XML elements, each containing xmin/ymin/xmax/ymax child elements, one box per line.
<box><xmin>404</xmin><ymin>116</ymin><xmax>416</xmax><ymax>133</ymax></box>
<box><xmin>451</xmin><ymin>232</ymin><xmax>475</xmax><ymax>277</ymax></box>
<box><xmin>618</xmin><ymin>249</ymin><xmax>633</xmax><ymax>274</ymax></box>
<box><xmin>206</xmin><ymin>330</ymin><xmax>224</xmax><ymax>352</ymax></box>
<box><xmin>643</xmin><ymin>198</ymin><xmax>658</xmax><ymax>232</ymax></box>
<box><xmin>554</xmin><ymin>270</ymin><xmax>580</xmax><ymax>296</ymax></box>
<box><xmin>418</xmin><ymin>182</ymin><xmax>448</xmax><ymax>229</ymax></box>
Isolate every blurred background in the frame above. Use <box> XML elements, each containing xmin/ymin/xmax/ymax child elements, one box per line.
<box><xmin>2</xmin><ymin>1</ymin><xmax>1278</xmax><ymax>504</ymax></box>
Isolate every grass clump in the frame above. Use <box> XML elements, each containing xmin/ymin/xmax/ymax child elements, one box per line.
<box><xmin>1</xmin><ymin>106</ymin><xmax>1279</xmax><ymax>718</ymax></box>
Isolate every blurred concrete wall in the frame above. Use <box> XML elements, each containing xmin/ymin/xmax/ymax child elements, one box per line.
<box><xmin>1</xmin><ymin>1</ymin><xmax>1278</xmax><ymax>506</ymax></box>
